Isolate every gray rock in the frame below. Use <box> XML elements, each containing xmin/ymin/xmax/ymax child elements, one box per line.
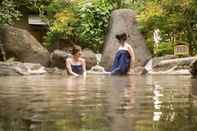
<box><xmin>101</xmin><ymin>9</ymin><xmax>152</xmax><ymax>70</ymax></box>
<box><xmin>0</xmin><ymin>63</ymin><xmax>20</xmax><ymax>76</ymax></box>
<box><xmin>152</xmin><ymin>55</ymin><xmax>178</xmax><ymax>67</ymax></box>
<box><xmin>190</xmin><ymin>58</ymin><xmax>197</xmax><ymax>78</ymax></box>
<box><xmin>153</xmin><ymin>57</ymin><xmax>194</xmax><ymax>71</ymax></box>
<box><xmin>50</xmin><ymin>49</ymin><xmax>97</xmax><ymax>70</ymax></box>
<box><xmin>145</xmin><ymin>56</ymin><xmax>195</xmax><ymax>75</ymax></box>
<box><xmin>0</xmin><ymin>25</ymin><xmax>50</xmax><ymax>66</ymax></box>
<box><xmin>50</xmin><ymin>49</ymin><xmax>70</xmax><ymax>69</ymax></box>
<box><xmin>90</xmin><ymin>65</ymin><xmax>105</xmax><ymax>72</ymax></box>
<box><xmin>0</xmin><ymin>62</ymin><xmax>47</xmax><ymax>76</ymax></box>
<box><xmin>82</xmin><ymin>48</ymin><xmax>97</xmax><ymax>69</ymax></box>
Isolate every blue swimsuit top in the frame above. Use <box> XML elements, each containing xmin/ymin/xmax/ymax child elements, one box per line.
<box><xmin>71</xmin><ymin>64</ymin><xmax>83</xmax><ymax>75</ymax></box>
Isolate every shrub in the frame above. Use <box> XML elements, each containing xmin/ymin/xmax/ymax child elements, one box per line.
<box><xmin>45</xmin><ymin>0</ymin><xmax>113</xmax><ymax>52</ymax></box>
<box><xmin>155</xmin><ymin>42</ymin><xmax>174</xmax><ymax>56</ymax></box>
<box><xmin>0</xmin><ymin>0</ymin><xmax>21</xmax><ymax>25</ymax></box>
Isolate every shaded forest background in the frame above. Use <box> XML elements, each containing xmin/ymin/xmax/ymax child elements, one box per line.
<box><xmin>0</xmin><ymin>0</ymin><xmax>196</xmax><ymax>55</ymax></box>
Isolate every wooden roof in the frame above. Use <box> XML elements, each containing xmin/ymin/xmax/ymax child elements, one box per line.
<box><xmin>28</xmin><ymin>15</ymin><xmax>47</xmax><ymax>25</ymax></box>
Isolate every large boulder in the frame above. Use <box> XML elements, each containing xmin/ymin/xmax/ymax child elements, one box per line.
<box><xmin>144</xmin><ymin>56</ymin><xmax>195</xmax><ymax>75</ymax></box>
<box><xmin>50</xmin><ymin>50</ymin><xmax>70</xmax><ymax>69</ymax></box>
<box><xmin>101</xmin><ymin>9</ymin><xmax>152</xmax><ymax>70</ymax></box>
<box><xmin>82</xmin><ymin>49</ymin><xmax>97</xmax><ymax>70</ymax></box>
<box><xmin>0</xmin><ymin>61</ymin><xmax>67</xmax><ymax>76</ymax></box>
<box><xmin>0</xmin><ymin>26</ymin><xmax>50</xmax><ymax>66</ymax></box>
<box><xmin>50</xmin><ymin>49</ymin><xmax>97</xmax><ymax>70</ymax></box>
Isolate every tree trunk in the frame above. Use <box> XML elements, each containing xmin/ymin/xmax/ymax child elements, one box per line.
<box><xmin>185</xmin><ymin>10</ymin><xmax>196</xmax><ymax>55</ymax></box>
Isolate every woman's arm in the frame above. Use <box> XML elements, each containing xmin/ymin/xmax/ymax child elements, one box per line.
<box><xmin>128</xmin><ymin>45</ymin><xmax>135</xmax><ymax>69</ymax></box>
<box><xmin>66</xmin><ymin>59</ymin><xmax>79</xmax><ymax>76</ymax></box>
<box><xmin>127</xmin><ymin>45</ymin><xmax>135</xmax><ymax>67</ymax></box>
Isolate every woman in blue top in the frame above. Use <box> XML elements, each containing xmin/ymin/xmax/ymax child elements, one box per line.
<box><xmin>66</xmin><ymin>46</ymin><xmax>86</xmax><ymax>77</ymax></box>
<box><xmin>111</xmin><ymin>33</ymin><xmax>135</xmax><ymax>75</ymax></box>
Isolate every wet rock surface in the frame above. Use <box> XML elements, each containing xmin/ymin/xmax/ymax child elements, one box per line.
<box><xmin>190</xmin><ymin>57</ymin><xmax>197</xmax><ymax>78</ymax></box>
<box><xmin>0</xmin><ymin>62</ymin><xmax>47</xmax><ymax>76</ymax></box>
<box><xmin>145</xmin><ymin>56</ymin><xmax>195</xmax><ymax>75</ymax></box>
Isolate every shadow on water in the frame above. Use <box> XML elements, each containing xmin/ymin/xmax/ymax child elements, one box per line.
<box><xmin>0</xmin><ymin>75</ymin><xmax>197</xmax><ymax>131</ymax></box>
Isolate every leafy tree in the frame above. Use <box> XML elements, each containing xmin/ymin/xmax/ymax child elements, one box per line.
<box><xmin>45</xmin><ymin>0</ymin><xmax>113</xmax><ymax>52</ymax></box>
<box><xmin>44</xmin><ymin>0</ymin><xmax>151</xmax><ymax>52</ymax></box>
<box><xmin>0</xmin><ymin>0</ymin><xmax>52</xmax><ymax>25</ymax></box>
<box><xmin>138</xmin><ymin>0</ymin><xmax>197</xmax><ymax>55</ymax></box>
<box><xmin>0</xmin><ymin>0</ymin><xmax>21</xmax><ymax>25</ymax></box>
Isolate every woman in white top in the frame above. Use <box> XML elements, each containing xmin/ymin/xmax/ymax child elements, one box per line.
<box><xmin>111</xmin><ymin>33</ymin><xmax>135</xmax><ymax>75</ymax></box>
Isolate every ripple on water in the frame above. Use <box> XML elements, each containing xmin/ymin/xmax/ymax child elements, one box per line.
<box><xmin>0</xmin><ymin>75</ymin><xmax>196</xmax><ymax>131</ymax></box>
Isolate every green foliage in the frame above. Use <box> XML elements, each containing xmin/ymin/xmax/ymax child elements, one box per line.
<box><xmin>13</xmin><ymin>0</ymin><xmax>51</xmax><ymax>13</ymax></box>
<box><xmin>0</xmin><ymin>0</ymin><xmax>21</xmax><ymax>25</ymax></box>
<box><xmin>44</xmin><ymin>0</ymin><xmax>150</xmax><ymax>52</ymax></box>
<box><xmin>146</xmin><ymin>33</ymin><xmax>154</xmax><ymax>54</ymax></box>
<box><xmin>107</xmin><ymin>0</ymin><xmax>131</xmax><ymax>9</ymax></box>
<box><xmin>74</xmin><ymin>0</ymin><xmax>113</xmax><ymax>52</ymax></box>
<box><xmin>137</xmin><ymin>0</ymin><xmax>197</xmax><ymax>55</ymax></box>
<box><xmin>45</xmin><ymin>0</ymin><xmax>68</xmax><ymax>20</ymax></box>
<box><xmin>1</xmin><ymin>0</ymin><xmax>196</xmax><ymax>55</ymax></box>
<box><xmin>45</xmin><ymin>0</ymin><xmax>113</xmax><ymax>52</ymax></box>
<box><xmin>155</xmin><ymin>42</ymin><xmax>174</xmax><ymax>56</ymax></box>
<box><xmin>0</xmin><ymin>0</ymin><xmax>52</xmax><ymax>25</ymax></box>
<box><xmin>45</xmin><ymin>0</ymin><xmax>156</xmax><ymax>52</ymax></box>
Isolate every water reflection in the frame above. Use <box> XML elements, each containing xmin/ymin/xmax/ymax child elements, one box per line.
<box><xmin>0</xmin><ymin>75</ymin><xmax>196</xmax><ymax>131</ymax></box>
<box><xmin>146</xmin><ymin>76</ymin><xmax>197</xmax><ymax>131</ymax></box>
<box><xmin>108</xmin><ymin>76</ymin><xmax>137</xmax><ymax>131</ymax></box>
<box><xmin>191</xmin><ymin>78</ymin><xmax>197</xmax><ymax>98</ymax></box>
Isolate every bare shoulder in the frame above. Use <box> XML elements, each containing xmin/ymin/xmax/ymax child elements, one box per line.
<box><xmin>125</xmin><ymin>43</ymin><xmax>132</xmax><ymax>49</ymax></box>
<box><xmin>79</xmin><ymin>58</ymin><xmax>86</xmax><ymax>63</ymax></box>
<box><xmin>66</xmin><ymin>58</ymin><xmax>72</xmax><ymax>63</ymax></box>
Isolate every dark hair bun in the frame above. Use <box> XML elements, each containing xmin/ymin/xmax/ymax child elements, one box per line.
<box><xmin>115</xmin><ymin>34</ymin><xmax>121</xmax><ymax>40</ymax></box>
<box><xmin>115</xmin><ymin>33</ymin><xmax>127</xmax><ymax>41</ymax></box>
<box><xmin>72</xmin><ymin>46</ymin><xmax>81</xmax><ymax>55</ymax></box>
